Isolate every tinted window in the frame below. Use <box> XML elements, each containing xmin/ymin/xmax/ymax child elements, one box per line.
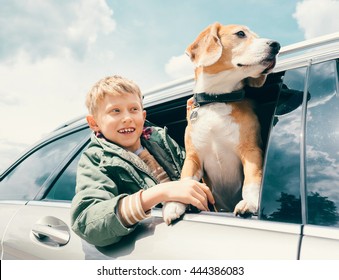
<box><xmin>44</xmin><ymin>151</ymin><xmax>83</xmax><ymax>201</ymax></box>
<box><xmin>306</xmin><ymin>59</ymin><xmax>339</xmax><ymax>227</ymax></box>
<box><xmin>260</xmin><ymin>67</ymin><xmax>307</xmax><ymax>223</ymax></box>
<box><xmin>0</xmin><ymin>129</ymin><xmax>89</xmax><ymax>201</ymax></box>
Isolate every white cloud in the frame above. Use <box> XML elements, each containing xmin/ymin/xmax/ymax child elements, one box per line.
<box><xmin>0</xmin><ymin>0</ymin><xmax>116</xmax><ymax>62</ymax></box>
<box><xmin>66</xmin><ymin>0</ymin><xmax>115</xmax><ymax>43</ymax></box>
<box><xmin>165</xmin><ymin>54</ymin><xmax>194</xmax><ymax>80</ymax></box>
<box><xmin>293</xmin><ymin>0</ymin><xmax>339</xmax><ymax>39</ymax></box>
<box><xmin>0</xmin><ymin>53</ymin><xmax>84</xmax><ymax>141</ymax></box>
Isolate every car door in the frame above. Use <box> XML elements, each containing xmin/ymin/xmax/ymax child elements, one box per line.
<box><xmin>0</xmin><ymin>126</ymin><xmax>92</xmax><ymax>259</ymax></box>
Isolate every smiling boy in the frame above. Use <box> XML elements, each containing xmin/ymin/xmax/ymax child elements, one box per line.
<box><xmin>70</xmin><ymin>75</ymin><xmax>214</xmax><ymax>247</ymax></box>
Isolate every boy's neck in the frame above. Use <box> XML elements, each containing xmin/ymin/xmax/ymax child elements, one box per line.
<box><xmin>133</xmin><ymin>146</ymin><xmax>144</xmax><ymax>155</ymax></box>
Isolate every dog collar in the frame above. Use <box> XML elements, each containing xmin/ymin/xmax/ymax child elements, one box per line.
<box><xmin>193</xmin><ymin>89</ymin><xmax>245</xmax><ymax>106</ymax></box>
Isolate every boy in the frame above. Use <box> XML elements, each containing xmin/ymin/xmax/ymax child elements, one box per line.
<box><xmin>70</xmin><ymin>75</ymin><xmax>214</xmax><ymax>247</ymax></box>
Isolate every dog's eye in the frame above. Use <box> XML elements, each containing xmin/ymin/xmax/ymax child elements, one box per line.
<box><xmin>235</xmin><ymin>31</ymin><xmax>246</xmax><ymax>38</ymax></box>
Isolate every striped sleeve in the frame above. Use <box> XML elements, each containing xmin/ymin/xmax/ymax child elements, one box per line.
<box><xmin>117</xmin><ymin>190</ymin><xmax>151</xmax><ymax>227</ymax></box>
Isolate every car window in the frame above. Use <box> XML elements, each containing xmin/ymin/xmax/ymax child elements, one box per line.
<box><xmin>44</xmin><ymin>148</ymin><xmax>85</xmax><ymax>201</ymax></box>
<box><xmin>260</xmin><ymin>67</ymin><xmax>307</xmax><ymax>224</ymax></box>
<box><xmin>0</xmin><ymin>128</ymin><xmax>89</xmax><ymax>201</ymax></box>
<box><xmin>146</xmin><ymin>96</ymin><xmax>188</xmax><ymax>147</ymax></box>
<box><xmin>306</xmin><ymin>59</ymin><xmax>339</xmax><ymax>227</ymax></box>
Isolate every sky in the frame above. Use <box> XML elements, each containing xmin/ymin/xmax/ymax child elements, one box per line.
<box><xmin>1</xmin><ymin>0</ymin><xmax>339</xmax><ymax>172</ymax></box>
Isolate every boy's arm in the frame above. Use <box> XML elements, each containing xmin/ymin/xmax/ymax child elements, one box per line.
<box><xmin>140</xmin><ymin>179</ymin><xmax>215</xmax><ymax>213</ymax></box>
<box><xmin>117</xmin><ymin>178</ymin><xmax>215</xmax><ymax>228</ymax></box>
<box><xmin>117</xmin><ymin>190</ymin><xmax>150</xmax><ymax>226</ymax></box>
<box><xmin>70</xmin><ymin>150</ymin><xmax>136</xmax><ymax>247</ymax></box>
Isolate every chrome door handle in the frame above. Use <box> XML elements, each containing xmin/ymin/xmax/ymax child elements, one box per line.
<box><xmin>32</xmin><ymin>216</ymin><xmax>70</xmax><ymax>246</ymax></box>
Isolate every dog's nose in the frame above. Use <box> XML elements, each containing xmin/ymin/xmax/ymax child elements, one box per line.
<box><xmin>268</xmin><ymin>41</ymin><xmax>281</xmax><ymax>54</ymax></box>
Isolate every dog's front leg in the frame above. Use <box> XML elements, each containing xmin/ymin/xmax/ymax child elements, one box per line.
<box><xmin>181</xmin><ymin>125</ymin><xmax>204</xmax><ymax>180</ymax></box>
<box><xmin>162</xmin><ymin>201</ymin><xmax>187</xmax><ymax>225</ymax></box>
<box><xmin>162</xmin><ymin>127</ymin><xmax>203</xmax><ymax>225</ymax></box>
<box><xmin>234</xmin><ymin>146</ymin><xmax>263</xmax><ymax>215</ymax></box>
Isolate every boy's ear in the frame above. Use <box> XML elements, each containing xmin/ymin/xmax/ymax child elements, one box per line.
<box><xmin>86</xmin><ymin>115</ymin><xmax>100</xmax><ymax>132</ymax></box>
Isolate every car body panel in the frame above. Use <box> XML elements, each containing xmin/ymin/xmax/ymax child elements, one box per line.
<box><xmin>1</xmin><ymin>202</ymin><xmax>86</xmax><ymax>260</ymax></box>
<box><xmin>0</xmin><ymin>202</ymin><xmax>26</xmax><ymax>258</ymax></box>
<box><xmin>300</xmin><ymin>226</ymin><xmax>339</xmax><ymax>259</ymax></box>
<box><xmin>1</xmin><ymin>203</ymin><xmax>301</xmax><ymax>260</ymax></box>
<box><xmin>102</xmin><ymin>209</ymin><xmax>301</xmax><ymax>260</ymax></box>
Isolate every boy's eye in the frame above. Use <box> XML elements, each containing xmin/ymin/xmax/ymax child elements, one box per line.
<box><xmin>111</xmin><ymin>108</ymin><xmax>120</xmax><ymax>113</ymax></box>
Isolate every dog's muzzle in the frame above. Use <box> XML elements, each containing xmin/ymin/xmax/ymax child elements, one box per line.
<box><xmin>261</xmin><ymin>41</ymin><xmax>280</xmax><ymax>74</ymax></box>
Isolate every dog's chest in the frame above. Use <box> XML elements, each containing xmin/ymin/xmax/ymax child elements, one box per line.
<box><xmin>190</xmin><ymin>103</ymin><xmax>240</xmax><ymax>150</ymax></box>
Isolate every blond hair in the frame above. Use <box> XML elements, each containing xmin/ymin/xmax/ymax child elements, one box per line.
<box><xmin>85</xmin><ymin>75</ymin><xmax>143</xmax><ymax>115</ymax></box>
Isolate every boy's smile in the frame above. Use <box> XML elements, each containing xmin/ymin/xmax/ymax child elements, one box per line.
<box><xmin>118</xmin><ymin>128</ymin><xmax>135</xmax><ymax>134</ymax></box>
<box><xmin>87</xmin><ymin>93</ymin><xmax>146</xmax><ymax>152</ymax></box>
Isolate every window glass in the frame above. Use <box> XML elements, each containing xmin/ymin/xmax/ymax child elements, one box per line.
<box><xmin>44</xmin><ymin>151</ymin><xmax>83</xmax><ymax>201</ymax></box>
<box><xmin>260</xmin><ymin>67</ymin><xmax>307</xmax><ymax>224</ymax></box>
<box><xmin>0</xmin><ymin>129</ymin><xmax>89</xmax><ymax>201</ymax></box>
<box><xmin>306</xmin><ymin>60</ymin><xmax>339</xmax><ymax>227</ymax></box>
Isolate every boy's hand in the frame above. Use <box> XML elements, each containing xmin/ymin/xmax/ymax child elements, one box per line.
<box><xmin>164</xmin><ymin>179</ymin><xmax>214</xmax><ymax>210</ymax></box>
<box><xmin>161</xmin><ymin>179</ymin><xmax>215</xmax><ymax>225</ymax></box>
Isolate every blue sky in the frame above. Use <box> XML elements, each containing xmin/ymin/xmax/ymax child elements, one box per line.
<box><xmin>1</xmin><ymin>0</ymin><xmax>339</xmax><ymax>171</ymax></box>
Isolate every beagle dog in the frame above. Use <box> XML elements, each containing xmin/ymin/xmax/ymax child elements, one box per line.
<box><xmin>162</xmin><ymin>23</ymin><xmax>280</xmax><ymax>224</ymax></box>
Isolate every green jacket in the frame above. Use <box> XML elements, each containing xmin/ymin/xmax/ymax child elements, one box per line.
<box><xmin>70</xmin><ymin>124</ymin><xmax>185</xmax><ymax>247</ymax></box>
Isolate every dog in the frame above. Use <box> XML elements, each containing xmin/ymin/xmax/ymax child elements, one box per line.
<box><xmin>162</xmin><ymin>23</ymin><xmax>280</xmax><ymax>224</ymax></box>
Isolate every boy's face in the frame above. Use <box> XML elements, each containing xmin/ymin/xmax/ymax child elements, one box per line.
<box><xmin>87</xmin><ymin>93</ymin><xmax>146</xmax><ymax>152</ymax></box>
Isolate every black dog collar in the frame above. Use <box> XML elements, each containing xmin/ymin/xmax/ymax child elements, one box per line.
<box><xmin>193</xmin><ymin>89</ymin><xmax>245</xmax><ymax>106</ymax></box>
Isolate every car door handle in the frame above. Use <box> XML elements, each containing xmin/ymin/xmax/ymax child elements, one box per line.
<box><xmin>32</xmin><ymin>216</ymin><xmax>70</xmax><ymax>246</ymax></box>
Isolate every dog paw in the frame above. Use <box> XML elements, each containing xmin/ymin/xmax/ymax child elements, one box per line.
<box><xmin>234</xmin><ymin>200</ymin><xmax>258</xmax><ymax>216</ymax></box>
<box><xmin>162</xmin><ymin>202</ymin><xmax>187</xmax><ymax>225</ymax></box>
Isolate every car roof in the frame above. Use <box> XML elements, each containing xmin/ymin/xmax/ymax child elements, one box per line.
<box><xmin>52</xmin><ymin>115</ymin><xmax>88</xmax><ymax>131</ymax></box>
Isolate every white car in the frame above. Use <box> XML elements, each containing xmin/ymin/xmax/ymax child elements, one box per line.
<box><xmin>1</xmin><ymin>33</ymin><xmax>339</xmax><ymax>259</ymax></box>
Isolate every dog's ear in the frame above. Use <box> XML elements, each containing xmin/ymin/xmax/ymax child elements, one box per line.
<box><xmin>186</xmin><ymin>22</ymin><xmax>222</xmax><ymax>67</ymax></box>
<box><xmin>245</xmin><ymin>74</ymin><xmax>267</xmax><ymax>88</ymax></box>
